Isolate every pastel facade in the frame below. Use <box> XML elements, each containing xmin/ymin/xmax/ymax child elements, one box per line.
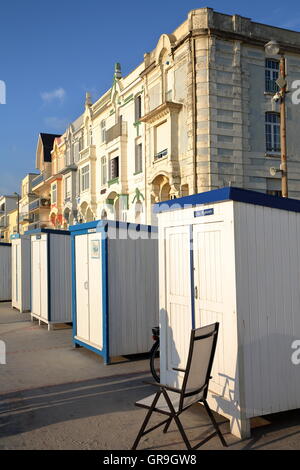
<box><xmin>19</xmin><ymin>173</ymin><xmax>39</xmax><ymax>234</ymax></box>
<box><xmin>0</xmin><ymin>195</ymin><xmax>18</xmax><ymax>241</ymax></box>
<box><xmin>30</xmin><ymin>133</ymin><xmax>60</xmax><ymax>230</ymax></box>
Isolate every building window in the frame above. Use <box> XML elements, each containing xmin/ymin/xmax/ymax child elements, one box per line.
<box><xmin>110</xmin><ymin>157</ymin><xmax>119</xmax><ymax>180</ymax></box>
<box><xmin>65</xmin><ymin>176</ymin><xmax>71</xmax><ymax>199</ymax></box>
<box><xmin>265</xmin><ymin>112</ymin><xmax>280</xmax><ymax>153</ymax></box>
<box><xmin>154</xmin><ymin>121</ymin><xmax>168</xmax><ymax>160</ymax></box>
<box><xmin>134</xmin><ymin>95</ymin><xmax>142</xmax><ymax>122</ymax></box>
<box><xmin>265</xmin><ymin>59</ymin><xmax>279</xmax><ymax>93</ymax></box>
<box><xmin>52</xmin><ymin>183</ymin><xmax>57</xmax><ymax>204</ymax></box>
<box><xmin>79</xmin><ymin>136</ymin><xmax>84</xmax><ymax>152</ymax></box>
<box><xmin>266</xmin><ymin>178</ymin><xmax>282</xmax><ymax>197</ymax></box>
<box><xmin>81</xmin><ymin>165</ymin><xmax>90</xmax><ymax>192</ymax></box>
<box><xmin>101</xmin><ymin>120</ymin><xmax>106</xmax><ymax>143</ymax></box>
<box><xmin>101</xmin><ymin>156</ymin><xmax>107</xmax><ymax>185</ymax></box>
<box><xmin>135</xmin><ymin>143</ymin><xmax>143</xmax><ymax>174</ymax></box>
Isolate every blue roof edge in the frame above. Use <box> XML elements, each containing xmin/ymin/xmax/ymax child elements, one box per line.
<box><xmin>154</xmin><ymin>186</ymin><xmax>300</xmax><ymax>214</ymax></box>
<box><xmin>69</xmin><ymin>219</ymin><xmax>158</xmax><ymax>233</ymax></box>
<box><xmin>25</xmin><ymin>228</ymin><xmax>70</xmax><ymax>236</ymax></box>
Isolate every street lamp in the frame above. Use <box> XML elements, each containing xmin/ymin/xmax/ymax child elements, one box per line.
<box><xmin>14</xmin><ymin>192</ymin><xmax>20</xmax><ymax>234</ymax></box>
<box><xmin>265</xmin><ymin>40</ymin><xmax>288</xmax><ymax>198</ymax></box>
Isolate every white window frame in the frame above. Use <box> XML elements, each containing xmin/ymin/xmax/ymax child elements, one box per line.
<box><xmin>81</xmin><ymin>165</ymin><xmax>90</xmax><ymax>192</ymax></box>
<box><xmin>135</xmin><ymin>142</ymin><xmax>143</xmax><ymax>174</ymax></box>
<box><xmin>265</xmin><ymin>112</ymin><xmax>281</xmax><ymax>154</ymax></box>
<box><xmin>265</xmin><ymin>59</ymin><xmax>279</xmax><ymax>93</ymax></box>
<box><xmin>101</xmin><ymin>120</ymin><xmax>106</xmax><ymax>143</ymax></box>
<box><xmin>51</xmin><ymin>183</ymin><xmax>57</xmax><ymax>204</ymax></box>
<box><xmin>65</xmin><ymin>175</ymin><xmax>71</xmax><ymax>199</ymax></box>
<box><xmin>101</xmin><ymin>156</ymin><xmax>107</xmax><ymax>186</ymax></box>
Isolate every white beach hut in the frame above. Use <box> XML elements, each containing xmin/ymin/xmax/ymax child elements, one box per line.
<box><xmin>70</xmin><ymin>220</ymin><xmax>158</xmax><ymax>364</ymax></box>
<box><xmin>27</xmin><ymin>228</ymin><xmax>72</xmax><ymax>330</ymax></box>
<box><xmin>155</xmin><ymin>187</ymin><xmax>300</xmax><ymax>439</ymax></box>
<box><xmin>11</xmin><ymin>234</ymin><xmax>31</xmax><ymax>312</ymax></box>
<box><xmin>0</xmin><ymin>242</ymin><xmax>11</xmax><ymax>302</ymax></box>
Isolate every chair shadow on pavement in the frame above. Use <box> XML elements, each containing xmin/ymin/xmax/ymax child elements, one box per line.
<box><xmin>1</xmin><ymin>370</ymin><xmax>300</xmax><ymax>449</ymax></box>
<box><xmin>0</xmin><ymin>370</ymin><xmax>232</xmax><ymax>449</ymax></box>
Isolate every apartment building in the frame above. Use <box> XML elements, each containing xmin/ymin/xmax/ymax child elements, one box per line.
<box><xmin>19</xmin><ymin>173</ymin><xmax>39</xmax><ymax>234</ymax></box>
<box><xmin>0</xmin><ymin>195</ymin><xmax>18</xmax><ymax>241</ymax></box>
<box><xmin>30</xmin><ymin>133</ymin><xmax>60</xmax><ymax>229</ymax></box>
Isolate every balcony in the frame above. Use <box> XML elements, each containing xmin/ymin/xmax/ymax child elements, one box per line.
<box><xmin>29</xmin><ymin>198</ymin><xmax>51</xmax><ymax>212</ymax></box>
<box><xmin>79</xmin><ymin>145</ymin><xmax>96</xmax><ymax>162</ymax></box>
<box><xmin>27</xmin><ymin>222</ymin><xmax>41</xmax><ymax>231</ymax></box>
<box><xmin>0</xmin><ymin>216</ymin><xmax>7</xmax><ymax>228</ymax></box>
<box><xmin>20</xmin><ymin>213</ymin><xmax>32</xmax><ymax>223</ymax></box>
<box><xmin>105</xmin><ymin>121</ymin><xmax>127</xmax><ymax>144</ymax></box>
<box><xmin>32</xmin><ymin>173</ymin><xmax>46</xmax><ymax>189</ymax></box>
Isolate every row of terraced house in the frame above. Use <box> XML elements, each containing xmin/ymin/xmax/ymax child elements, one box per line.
<box><xmin>2</xmin><ymin>7</ymin><xmax>300</xmax><ymax>241</ymax></box>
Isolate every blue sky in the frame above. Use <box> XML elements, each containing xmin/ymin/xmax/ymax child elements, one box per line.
<box><xmin>0</xmin><ymin>0</ymin><xmax>300</xmax><ymax>194</ymax></box>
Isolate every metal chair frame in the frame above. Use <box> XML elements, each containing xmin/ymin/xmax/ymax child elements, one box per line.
<box><xmin>132</xmin><ymin>322</ymin><xmax>227</xmax><ymax>450</ymax></box>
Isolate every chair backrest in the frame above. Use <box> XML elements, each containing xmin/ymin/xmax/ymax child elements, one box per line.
<box><xmin>179</xmin><ymin>322</ymin><xmax>219</xmax><ymax>410</ymax></box>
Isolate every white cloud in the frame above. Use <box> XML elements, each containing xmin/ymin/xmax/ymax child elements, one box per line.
<box><xmin>40</xmin><ymin>87</ymin><xmax>66</xmax><ymax>103</ymax></box>
<box><xmin>44</xmin><ymin>116</ymin><xmax>69</xmax><ymax>131</ymax></box>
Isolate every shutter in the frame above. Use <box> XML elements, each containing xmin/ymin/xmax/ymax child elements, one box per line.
<box><xmin>156</xmin><ymin>121</ymin><xmax>168</xmax><ymax>153</ymax></box>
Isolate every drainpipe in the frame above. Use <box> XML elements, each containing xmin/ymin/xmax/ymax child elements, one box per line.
<box><xmin>190</xmin><ymin>35</ymin><xmax>197</xmax><ymax>195</ymax></box>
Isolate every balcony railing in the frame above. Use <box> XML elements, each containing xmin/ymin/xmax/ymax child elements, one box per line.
<box><xmin>105</xmin><ymin>121</ymin><xmax>127</xmax><ymax>144</ymax></box>
<box><xmin>29</xmin><ymin>198</ymin><xmax>51</xmax><ymax>212</ymax></box>
<box><xmin>20</xmin><ymin>213</ymin><xmax>32</xmax><ymax>223</ymax></box>
<box><xmin>32</xmin><ymin>173</ymin><xmax>46</xmax><ymax>188</ymax></box>
<box><xmin>0</xmin><ymin>216</ymin><xmax>7</xmax><ymax>228</ymax></box>
<box><xmin>27</xmin><ymin>222</ymin><xmax>41</xmax><ymax>231</ymax></box>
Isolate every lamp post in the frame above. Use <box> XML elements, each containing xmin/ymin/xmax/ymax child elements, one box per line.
<box><xmin>265</xmin><ymin>40</ymin><xmax>288</xmax><ymax>198</ymax></box>
<box><xmin>14</xmin><ymin>192</ymin><xmax>20</xmax><ymax>234</ymax></box>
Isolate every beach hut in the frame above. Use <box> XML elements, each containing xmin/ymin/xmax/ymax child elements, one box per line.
<box><xmin>0</xmin><ymin>242</ymin><xmax>11</xmax><ymax>301</ymax></box>
<box><xmin>70</xmin><ymin>220</ymin><xmax>158</xmax><ymax>364</ymax></box>
<box><xmin>27</xmin><ymin>228</ymin><xmax>72</xmax><ymax>330</ymax></box>
<box><xmin>11</xmin><ymin>234</ymin><xmax>31</xmax><ymax>312</ymax></box>
<box><xmin>155</xmin><ymin>187</ymin><xmax>300</xmax><ymax>439</ymax></box>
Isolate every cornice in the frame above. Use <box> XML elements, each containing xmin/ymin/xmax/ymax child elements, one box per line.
<box><xmin>139</xmin><ymin>101</ymin><xmax>183</xmax><ymax>124</ymax></box>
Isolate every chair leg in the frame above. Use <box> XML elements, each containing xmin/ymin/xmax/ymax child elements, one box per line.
<box><xmin>132</xmin><ymin>392</ymin><xmax>161</xmax><ymax>450</ymax></box>
<box><xmin>203</xmin><ymin>400</ymin><xmax>227</xmax><ymax>447</ymax></box>
<box><xmin>163</xmin><ymin>417</ymin><xmax>172</xmax><ymax>434</ymax></box>
<box><xmin>173</xmin><ymin>415</ymin><xmax>192</xmax><ymax>450</ymax></box>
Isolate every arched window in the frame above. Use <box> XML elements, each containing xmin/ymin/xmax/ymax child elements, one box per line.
<box><xmin>265</xmin><ymin>112</ymin><xmax>280</xmax><ymax>153</ymax></box>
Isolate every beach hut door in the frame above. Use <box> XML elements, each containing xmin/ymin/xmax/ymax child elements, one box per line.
<box><xmin>161</xmin><ymin>225</ymin><xmax>192</xmax><ymax>387</ymax></box>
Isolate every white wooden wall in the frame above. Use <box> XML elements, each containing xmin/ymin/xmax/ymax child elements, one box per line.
<box><xmin>158</xmin><ymin>202</ymin><xmax>242</xmax><ymax>434</ymax></box>
<box><xmin>108</xmin><ymin>227</ymin><xmax>159</xmax><ymax>356</ymax></box>
<box><xmin>12</xmin><ymin>237</ymin><xmax>31</xmax><ymax>312</ymax></box>
<box><xmin>234</xmin><ymin>202</ymin><xmax>300</xmax><ymax>419</ymax></box>
<box><xmin>75</xmin><ymin>232</ymin><xmax>103</xmax><ymax>349</ymax></box>
<box><xmin>49</xmin><ymin>233</ymin><xmax>72</xmax><ymax>323</ymax></box>
<box><xmin>0</xmin><ymin>244</ymin><xmax>11</xmax><ymax>301</ymax></box>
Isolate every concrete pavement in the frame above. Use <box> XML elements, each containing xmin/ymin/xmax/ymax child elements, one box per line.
<box><xmin>1</xmin><ymin>302</ymin><xmax>300</xmax><ymax>450</ymax></box>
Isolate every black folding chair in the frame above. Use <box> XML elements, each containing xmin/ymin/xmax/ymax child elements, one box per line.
<box><xmin>132</xmin><ymin>322</ymin><xmax>227</xmax><ymax>450</ymax></box>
